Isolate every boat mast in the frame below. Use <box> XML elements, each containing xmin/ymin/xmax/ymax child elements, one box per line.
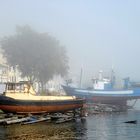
<box><xmin>110</xmin><ymin>67</ymin><xmax>115</xmax><ymax>88</ymax></box>
<box><xmin>79</xmin><ymin>68</ymin><xmax>83</xmax><ymax>88</ymax></box>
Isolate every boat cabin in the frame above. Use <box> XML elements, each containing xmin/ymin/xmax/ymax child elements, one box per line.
<box><xmin>3</xmin><ymin>81</ymin><xmax>36</xmax><ymax>95</ymax></box>
<box><xmin>92</xmin><ymin>71</ymin><xmax>114</xmax><ymax>90</ymax></box>
<box><xmin>92</xmin><ymin>78</ymin><xmax>112</xmax><ymax>90</ymax></box>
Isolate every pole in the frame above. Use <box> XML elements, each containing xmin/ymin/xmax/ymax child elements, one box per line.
<box><xmin>79</xmin><ymin>68</ymin><xmax>83</xmax><ymax>88</ymax></box>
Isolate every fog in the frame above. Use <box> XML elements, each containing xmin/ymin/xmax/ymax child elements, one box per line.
<box><xmin>0</xmin><ymin>0</ymin><xmax>140</xmax><ymax>84</ymax></box>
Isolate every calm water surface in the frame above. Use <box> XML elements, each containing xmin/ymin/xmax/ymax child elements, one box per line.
<box><xmin>0</xmin><ymin>110</ymin><xmax>140</xmax><ymax>140</ymax></box>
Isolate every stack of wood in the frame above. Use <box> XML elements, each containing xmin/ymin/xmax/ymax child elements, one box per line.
<box><xmin>0</xmin><ymin>108</ymin><xmax>85</xmax><ymax>125</ymax></box>
<box><xmin>0</xmin><ymin>113</ymin><xmax>51</xmax><ymax>125</ymax></box>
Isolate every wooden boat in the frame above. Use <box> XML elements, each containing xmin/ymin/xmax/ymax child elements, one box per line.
<box><xmin>0</xmin><ymin>82</ymin><xmax>85</xmax><ymax>114</ymax></box>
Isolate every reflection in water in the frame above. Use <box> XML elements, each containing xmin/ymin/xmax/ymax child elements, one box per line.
<box><xmin>72</xmin><ymin>119</ymin><xmax>88</xmax><ymax>140</ymax></box>
<box><xmin>85</xmin><ymin>111</ymin><xmax>140</xmax><ymax>140</ymax></box>
<box><xmin>1</xmin><ymin>111</ymin><xmax>140</xmax><ymax>140</ymax></box>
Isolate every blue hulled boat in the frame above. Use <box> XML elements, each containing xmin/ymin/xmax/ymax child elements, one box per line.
<box><xmin>62</xmin><ymin>71</ymin><xmax>140</xmax><ymax>106</ymax></box>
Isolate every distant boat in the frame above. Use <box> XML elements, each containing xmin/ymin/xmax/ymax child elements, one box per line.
<box><xmin>62</xmin><ymin>71</ymin><xmax>140</xmax><ymax>106</ymax></box>
<box><xmin>0</xmin><ymin>82</ymin><xmax>85</xmax><ymax>114</ymax></box>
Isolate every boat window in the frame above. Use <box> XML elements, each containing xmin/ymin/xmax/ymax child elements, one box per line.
<box><xmin>14</xmin><ymin>84</ymin><xmax>25</xmax><ymax>92</ymax></box>
<box><xmin>7</xmin><ymin>84</ymin><xmax>15</xmax><ymax>90</ymax></box>
<box><xmin>0</xmin><ymin>84</ymin><xmax>6</xmax><ymax>94</ymax></box>
<box><xmin>15</xmin><ymin>85</ymin><xmax>20</xmax><ymax>90</ymax></box>
<box><xmin>20</xmin><ymin>84</ymin><xmax>24</xmax><ymax>90</ymax></box>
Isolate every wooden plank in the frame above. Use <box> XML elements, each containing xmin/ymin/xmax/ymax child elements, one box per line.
<box><xmin>51</xmin><ymin>114</ymin><xmax>72</xmax><ymax>120</ymax></box>
<box><xmin>5</xmin><ymin>117</ymin><xmax>31</xmax><ymax>124</ymax></box>
<box><xmin>0</xmin><ymin>116</ymin><xmax>18</xmax><ymax>123</ymax></box>
<box><xmin>55</xmin><ymin>117</ymin><xmax>73</xmax><ymax>124</ymax></box>
<box><xmin>22</xmin><ymin>117</ymin><xmax>50</xmax><ymax>125</ymax></box>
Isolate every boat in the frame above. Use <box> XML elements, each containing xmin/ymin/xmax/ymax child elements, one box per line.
<box><xmin>0</xmin><ymin>81</ymin><xmax>85</xmax><ymax>114</ymax></box>
<box><xmin>62</xmin><ymin>71</ymin><xmax>140</xmax><ymax>106</ymax></box>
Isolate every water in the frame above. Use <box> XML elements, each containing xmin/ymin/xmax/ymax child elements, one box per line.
<box><xmin>0</xmin><ymin>110</ymin><xmax>140</xmax><ymax>140</ymax></box>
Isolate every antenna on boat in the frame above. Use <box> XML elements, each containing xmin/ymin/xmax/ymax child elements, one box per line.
<box><xmin>99</xmin><ymin>70</ymin><xmax>103</xmax><ymax>80</ymax></box>
<box><xmin>79</xmin><ymin>68</ymin><xmax>83</xmax><ymax>88</ymax></box>
<box><xmin>110</xmin><ymin>66</ymin><xmax>115</xmax><ymax>87</ymax></box>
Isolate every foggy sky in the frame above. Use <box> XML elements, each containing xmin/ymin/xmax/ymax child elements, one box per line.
<box><xmin>0</xmin><ymin>0</ymin><xmax>140</xmax><ymax>83</ymax></box>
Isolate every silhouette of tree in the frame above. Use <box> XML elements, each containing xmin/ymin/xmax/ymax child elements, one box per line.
<box><xmin>0</xmin><ymin>25</ymin><xmax>69</xmax><ymax>90</ymax></box>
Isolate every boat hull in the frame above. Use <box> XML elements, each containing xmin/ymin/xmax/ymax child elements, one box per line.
<box><xmin>0</xmin><ymin>95</ymin><xmax>84</xmax><ymax>114</ymax></box>
<box><xmin>62</xmin><ymin>85</ymin><xmax>140</xmax><ymax>105</ymax></box>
